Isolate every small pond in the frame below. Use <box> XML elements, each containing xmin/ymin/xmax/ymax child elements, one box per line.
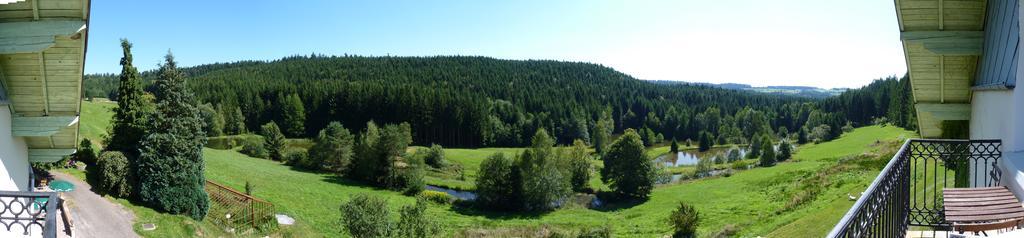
<box><xmin>656</xmin><ymin>147</ymin><xmax>749</xmax><ymax>167</ymax></box>
<box><xmin>425</xmin><ymin>185</ymin><xmax>477</xmax><ymax>201</ymax></box>
<box><xmin>48</xmin><ymin>180</ymin><xmax>74</xmax><ymax>192</ymax></box>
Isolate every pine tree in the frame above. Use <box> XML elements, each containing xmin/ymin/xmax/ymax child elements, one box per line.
<box><xmin>759</xmin><ymin>135</ymin><xmax>776</xmax><ymax>167</ymax></box>
<box><xmin>309</xmin><ymin>121</ymin><xmax>355</xmax><ymax>172</ymax></box>
<box><xmin>136</xmin><ymin>52</ymin><xmax>209</xmax><ymax>220</ymax></box>
<box><xmin>698</xmin><ymin>131</ymin><xmax>712</xmax><ymax>152</ymax></box>
<box><xmin>778</xmin><ymin>139</ymin><xmax>793</xmax><ymax>162</ymax></box>
<box><xmin>670</xmin><ymin>138</ymin><xmax>679</xmax><ymax>153</ymax></box>
<box><xmin>261</xmin><ymin>122</ymin><xmax>287</xmax><ymax>161</ymax></box>
<box><xmin>106</xmin><ymin>39</ymin><xmax>151</xmax><ymax>155</ymax></box>
<box><xmin>280</xmin><ymin>93</ymin><xmax>306</xmax><ymax>137</ymax></box>
<box><xmin>797</xmin><ymin>127</ymin><xmax>809</xmax><ymax>144</ymax></box>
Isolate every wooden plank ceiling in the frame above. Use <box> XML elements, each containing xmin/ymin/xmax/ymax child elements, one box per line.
<box><xmin>897</xmin><ymin>0</ymin><xmax>986</xmax><ymax>138</ymax></box>
<box><xmin>0</xmin><ymin>0</ymin><xmax>88</xmax><ymax>162</ymax></box>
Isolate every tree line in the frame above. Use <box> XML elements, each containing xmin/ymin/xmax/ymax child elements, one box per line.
<box><xmin>84</xmin><ymin>55</ymin><xmax>915</xmax><ymax>149</ymax></box>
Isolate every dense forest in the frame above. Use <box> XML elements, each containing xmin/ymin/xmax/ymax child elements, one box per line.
<box><xmin>83</xmin><ymin>55</ymin><xmax>915</xmax><ymax>148</ymax></box>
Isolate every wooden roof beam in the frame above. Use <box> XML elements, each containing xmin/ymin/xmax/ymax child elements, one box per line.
<box><xmin>902</xmin><ymin>31</ymin><xmax>983</xmax><ymax>55</ymax></box>
<box><xmin>0</xmin><ymin>20</ymin><xmax>86</xmax><ymax>54</ymax></box>
<box><xmin>916</xmin><ymin>103</ymin><xmax>970</xmax><ymax>121</ymax></box>
<box><xmin>11</xmin><ymin>115</ymin><xmax>78</xmax><ymax>137</ymax></box>
<box><xmin>28</xmin><ymin>148</ymin><xmax>76</xmax><ymax>163</ymax></box>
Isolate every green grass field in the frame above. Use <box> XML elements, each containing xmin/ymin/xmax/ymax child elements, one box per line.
<box><xmin>76</xmin><ymin>101</ymin><xmax>916</xmax><ymax>237</ymax></box>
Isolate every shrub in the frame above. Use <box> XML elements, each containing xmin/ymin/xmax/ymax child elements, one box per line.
<box><xmin>417</xmin><ymin>190</ymin><xmax>453</xmax><ymax>204</ymax></box>
<box><xmin>75</xmin><ymin>139</ymin><xmax>98</xmax><ymax>165</ymax></box>
<box><xmin>397</xmin><ymin>162</ymin><xmax>426</xmax><ymax>196</ymax></box>
<box><xmin>668</xmin><ymin>202</ymin><xmax>700</xmax><ymax>238</ymax></box>
<box><xmin>778</xmin><ymin>139</ymin><xmax>793</xmax><ymax>162</ymax></box>
<box><xmin>601</xmin><ymin>129</ymin><xmax>656</xmax><ymax>199</ymax></box>
<box><xmin>422</xmin><ymin>144</ymin><xmax>446</xmax><ymax>168</ymax></box>
<box><xmin>397</xmin><ymin>197</ymin><xmax>439</xmax><ymax>238</ymax></box>
<box><xmin>475</xmin><ymin>153</ymin><xmax>520</xmax><ymax>210</ymax></box>
<box><xmin>726</xmin><ymin>147</ymin><xmax>741</xmax><ymax>163</ymax></box>
<box><xmin>340</xmin><ymin>194</ymin><xmax>392</xmax><ymax>238</ymax></box>
<box><xmin>97</xmin><ymin>151</ymin><xmax>133</xmax><ymax>198</ymax></box>
<box><xmin>576</xmin><ymin>225</ymin><xmax>613</xmax><ymax>238</ymax></box>
<box><xmin>566</xmin><ymin>140</ymin><xmax>592</xmax><ymax>192</ymax></box>
<box><xmin>517</xmin><ymin>129</ymin><xmax>572</xmax><ymax>211</ymax></box>
<box><xmin>283</xmin><ymin>149</ymin><xmax>310</xmax><ymax>168</ymax></box>
<box><xmin>240</xmin><ymin>138</ymin><xmax>268</xmax><ymax>159</ymax></box>
<box><xmin>206</xmin><ymin>135</ymin><xmax>259</xmax><ymax>150</ymax></box>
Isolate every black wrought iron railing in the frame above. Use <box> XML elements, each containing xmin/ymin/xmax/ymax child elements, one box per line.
<box><xmin>827</xmin><ymin>139</ymin><xmax>1003</xmax><ymax>238</ymax></box>
<box><xmin>0</xmin><ymin>191</ymin><xmax>60</xmax><ymax>238</ymax></box>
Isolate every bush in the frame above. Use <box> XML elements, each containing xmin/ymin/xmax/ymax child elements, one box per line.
<box><xmin>601</xmin><ymin>129</ymin><xmax>656</xmax><ymax>199</ymax></box>
<box><xmin>283</xmin><ymin>149</ymin><xmax>312</xmax><ymax>169</ymax></box>
<box><xmin>417</xmin><ymin>190</ymin><xmax>453</xmax><ymax>204</ymax></box>
<box><xmin>207</xmin><ymin>135</ymin><xmax>258</xmax><ymax>150</ymax></box>
<box><xmin>668</xmin><ymin>202</ymin><xmax>700</xmax><ymax>238</ymax></box>
<box><xmin>340</xmin><ymin>194</ymin><xmax>392</xmax><ymax>238</ymax></box>
<box><xmin>308</xmin><ymin>122</ymin><xmax>355</xmax><ymax>173</ymax></box>
<box><xmin>397</xmin><ymin>197</ymin><xmax>438</xmax><ymax>238</ymax></box>
<box><xmin>475</xmin><ymin>153</ymin><xmax>520</xmax><ymax>210</ymax></box>
<box><xmin>576</xmin><ymin>225</ymin><xmax>613</xmax><ymax>238</ymax></box>
<box><xmin>97</xmin><ymin>151</ymin><xmax>133</xmax><ymax>198</ymax></box>
<box><xmin>240</xmin><ymin>138</ymin><xmax>268</xmax><ymax>159</ymax></box>
<box><xmin>75</xmin><ymin>139</ymin><xmax>98</xmax><ymax>165</ymax></box>
<box><xmin>422</xmin><ymin>144</ymin><xmax>446</xmax><ymax>168</ymax></box>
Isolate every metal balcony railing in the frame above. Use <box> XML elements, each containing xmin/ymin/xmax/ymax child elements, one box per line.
<box><xmin>827</xmin><ymin>139</ymin><xmax>1003</xmax><ymax>238</ymax></box>
<box><xmin>0</xmin><ymin>190</ymin><xmax>60</xmax><ymax>238</ymax></box>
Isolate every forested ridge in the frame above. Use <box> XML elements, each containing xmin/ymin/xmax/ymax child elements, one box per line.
<box><xmin>84</xmin><ymin>55</ymin><xmax>914</xmax><ymax>147</ymax></box>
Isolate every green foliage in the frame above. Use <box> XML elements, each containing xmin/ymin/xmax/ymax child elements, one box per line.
<box><xmin>198</xmin><ymin>103</ymin><xmax>224</xmax><ymax>136</ymax></box>
<box><xmin>348</xmin><ymin>121</ymin><xmax>420</xmax><ymax>192</ymax></box>
<box><xmin>397</xmin><ymin>197</ymin><xmax>439</xmax><ymax>238</ymax></box>
<box><xmin>475</xmin><ymin>152</ymin><xmax>520</xmax><ymax>210</ymax></box>
<box><xmin>206</xmin><ymin>134</ymin><xmax>258</xmax><ymax>150</ymax></box>
<box><xmin>308</xmin><ymin>122</ymin><xmax>355</xmax><ymax>173</ymax></box>
<box><xmin>340</xmin><ymin>194</ymin><xmax>392</xmax><ymax>238</ymax></box>
<box><xmin>517</xmin><ymin>129</ymin><xmax>572</xmax><ymax>211</ymax></box>
<box><xmin>417</xmin><ymin>190</ymin><xmax>453</xmax><ymax>204</ymax></box>
<box><xmin>74</xmin><ymin>139</ymin><xmax>98</xmax><ymax>165</ymax></box>
<box><xmin>747</xmin><ymin>135</ymin><xmax>762</xmax><ymax>159</ymax></box>
<box><xmin>726</xmin><ymin>147</ymin><xmax>741</xmax><ymax>163</ymax></box>
<box><xmin>797</xmin><ymin>127</ymin><xmax>809</xmax><ymax>144</ymax></box>
<box><xmin>593</xmin><ymin>108</ymin><xmax>614</xmax><ymax>155</ymax></box>
<box><xmin>279</xmin><ymin>93</ymin><xmax>306</xmax><ymax>137</ymax></box>
<box><xmin>244</xmin><ymin>181</ymin><xmax>254</xmax><ymax>195</ymax></box>
<box><xmin>601</xmin><ymin>129</ymin><xmax>655</xmax><ymax>199</ymax></box>
<box><xmin>105</xmin><ymin>39</ymin><xmax>151</xmax><ymax>155</ymax></box>
<box><xmin>566</xmin><ymin>140</ymin><xmax>592</xmax><ymax>192</ymax></box>
<box><xmin>261</xmin><ymin>122</ymin><xmax>287</xmax><ymax>161</ymax></box>
<box><xmin>697</xmin><ymin>131</ymin><xmax>712</xmax><ymax>152</ymax></box>
<box><xmin>240</xmin><ymin>137</ymin><xmax>268</xmax><ymax>159</ymax></box>
<box><xmin>759</xmin><ymin>135</ymin><xmax>776</xmax><ymax>167</ymax></box>
<box><xmin>670</xmin><ymin>138</ymin><xmax>679</xmax><ymax>153</ymax></box>
<box><xmin>97</xmin><ymin>151</ymin><xmax>133</xmax><ymax>198</ymax></box>
<box><xmin>136</xmin><ymin>53</ymin><xmax>209</xmax><ymax>221</ymax></box>
<box><xmin>841</xmin><ymin>122</ymin><xmax>854</xmax><ymax>133</ymax></box>
<box><xmin>282</xmin><ymin>149</ymin><xmax>311</xmax><ymax>169</ymax></box>
<box><xmin>778</xmin><ymin>139</ymin><xmax>793</xmax><ymax>162</ymax></box>
<box><xmin>422</xmin><ymin>144</ymin><xmax>446</xmax><ymax>168</ymax></box>
<box><xmin>668</xmin><ymin>202</ymin><xmax>700</xmax><ymax>238</ymax></box>
<box><xmin>222</xmin><ymin>105</ymin><xmax>247</xmax><ymax>135</ymax></box>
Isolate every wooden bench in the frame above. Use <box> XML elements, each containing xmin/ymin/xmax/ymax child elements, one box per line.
<box><xmin>944</xmin><ymin>186</ymin><xmax>1024</xmax><ymax>234</ymax></box>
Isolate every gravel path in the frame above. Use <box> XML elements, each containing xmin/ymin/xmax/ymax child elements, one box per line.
<box><xmin>51</xmin><ymin>171</ymin><xmax>138</xmax><ymax>238</ymax></box>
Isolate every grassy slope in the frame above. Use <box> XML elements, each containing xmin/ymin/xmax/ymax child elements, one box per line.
<box><xmin>79</xmin><ymin>100</ymin><xmax>115</xmax><ymax>146</ymax></box>
<box><xmin>79</xmin><ymin>101</ymin><xmax>914</xmax><ymax>237</ymax></box>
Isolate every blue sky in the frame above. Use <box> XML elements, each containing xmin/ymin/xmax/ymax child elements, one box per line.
<box><xmin>84</xmin><ymin>0</ymin><xmax>905</xmax><ymax>88</ymax></box>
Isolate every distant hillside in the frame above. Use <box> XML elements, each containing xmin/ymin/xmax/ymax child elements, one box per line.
<box><xmin>84</xmin><ymin>55</ymin><xmax>906</xmax><ymax>148</ymax></box>
<box><xmin>646</xmin><ymin>80</ymin><xmax>847</xmax><ymax>98</ymax></box>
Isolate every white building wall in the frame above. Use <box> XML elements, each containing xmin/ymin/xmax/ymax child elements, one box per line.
<box><xmin>0</xmin><ymin>106</ymin><xmax>30</xmax><ymax>191</ymax></box>
<box><xmin>995</xmin><ymin>3</ymin><xmax>1024</xmax><ymax>197</ymax></box>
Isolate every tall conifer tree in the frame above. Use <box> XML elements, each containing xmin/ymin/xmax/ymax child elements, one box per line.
<box><xmin>106</xmin><ymin>39</ymin><xmax>150</xmax><ymax>155</ymax></box>
<box><xmin>136</xmin><ymin>52</ymin><xmax>209</xmax><ymax>220</ymax></box>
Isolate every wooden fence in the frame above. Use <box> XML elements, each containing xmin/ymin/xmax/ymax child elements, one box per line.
<box><xmin>205</xmin><ymin>180</ymin><xmax>277</xmax><ymax>234</ymax></box>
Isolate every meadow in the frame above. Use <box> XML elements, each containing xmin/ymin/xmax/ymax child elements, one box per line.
<box><xmin>76</xmin><ymin>101</ymin><xmax>915</xmax><ymax>237</ymax></box>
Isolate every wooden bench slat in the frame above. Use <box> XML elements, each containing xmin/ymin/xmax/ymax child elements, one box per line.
<box><xmin>945</xmin><ymin>207</ymin><xmax>1024</xmax><ymax>216</ymax></box>
<box><xmin>944</xmin><ymin>199</ymin><xmax>1020</xmax><ymax>207</ymax></box>
<box><xmin>947</xmin><ymin>212</ymin><xmax>1024</xmax><ymax>222</ymax></box>
<box><xmin>945</xmin><ymin>195</ymin><xmax>1019</xmax><ymax>202</ymax></box>
<box><xmin>945</xmin><ymin>203</ymin><xmax>1024</xmax><ymax>211</ymax></box>
<box><xmin>953</xmin><ymin>219</ymin><xmax>1024</xmax><ymax>232</ymax></box>
<box><xmin>943</xmin><ymin>192</ymin><xmax>1014</xmax><ymax>199</ymax></box>
<box><xmin>944</xmin><ymin>187</ymin><xmax>1009</xmax><ymax>192</ymax></box>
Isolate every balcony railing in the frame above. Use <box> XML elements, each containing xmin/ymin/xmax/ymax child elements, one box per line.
<box><xmin>827</xmin><ymin>139</ymin><xmax>1003</xmax><ymax>238</ymax></box>
<box><xmin>0</xmin><ymin>190</ymin><xmax>61</xmax><ymax>238</ymax></box>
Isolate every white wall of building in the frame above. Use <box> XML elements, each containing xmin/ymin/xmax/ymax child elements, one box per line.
<box><xmin>995</xmin><ymin>3</ymin><xmax>1024</xmax><ymax>197</ymax></box>
<box><xmin>0</xmin><ymin>106</ymin><xmax>30</xmax><ymax>191</ymax></box>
